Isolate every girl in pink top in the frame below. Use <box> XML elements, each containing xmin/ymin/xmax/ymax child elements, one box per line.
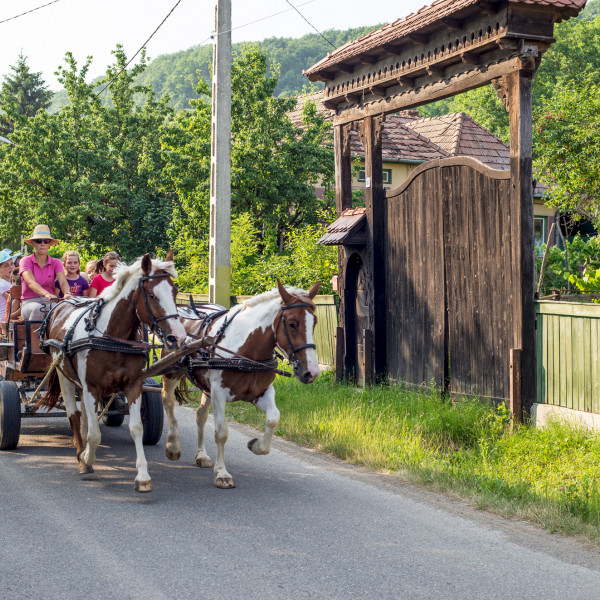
<box><xmin>19</xmin><ymin>224</ymin><xmax>72</xmax><ymax>321</ymax></box>
<box><xmin>89</xmin><ymin>251</ymin><xmax>120</xmax><ymax>298</ymax></box>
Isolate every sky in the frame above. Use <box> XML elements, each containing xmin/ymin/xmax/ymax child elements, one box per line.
<box><xmin>0</xmin><ymin>0</ymin><xmax>428</xmax><ymax>91</ymax></box>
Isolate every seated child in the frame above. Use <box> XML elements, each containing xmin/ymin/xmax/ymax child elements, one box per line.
<box><xmin>55</xmin><ymin>251</ymin><xmax>90</xmax><ymax>297</ymax></box>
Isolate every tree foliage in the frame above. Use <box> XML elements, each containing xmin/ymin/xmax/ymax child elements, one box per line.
<box><xmin>0</xmin><ymin>47</ymin><xmax>174</xmax><ymax>261</ymax></box>
<box><xmin>0</xmin><ymin>52</ymin><xmax>52</xmax><ymax>136</ymax></box>
<box><xmin>161</xmin><ymin>45</ymin><xmax>335</xmax><ymax>292</ymax></box>
<box><xmin>534</xmin><ymin>78</ymin><xmax>600</xmax><ymax>227</ymax></box>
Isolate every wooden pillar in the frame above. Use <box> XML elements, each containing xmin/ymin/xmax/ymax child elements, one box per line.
<box><xmin>333</xmin><ymin>123</ymin><xmax>353</xmax><ymax>381</ymax></box>
<box><xmin>334</xmin><ymin>124</ymin><xmax>353</xmax><ymax>216</ymax></box>
<box><xmin>361</xmin><ymin>115</ymin><xmax>386</xmax><ymax>379</ymax></box>
<box><xmin>507</xmin><ymin>67</ymin><xmax>536</xmax><ymax>415</ymax></box>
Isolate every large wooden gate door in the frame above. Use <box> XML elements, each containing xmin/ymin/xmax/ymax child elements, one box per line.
<box><xmin>386</xmin><ymin>157</ymin><xmax>514</xmax><ymax>402</ymax></box>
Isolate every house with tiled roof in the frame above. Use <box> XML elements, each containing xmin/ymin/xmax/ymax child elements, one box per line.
<box><xmin>290</xmin><ymin>92</ymin><xmax>554</xmax><ymax>250</ymax></box>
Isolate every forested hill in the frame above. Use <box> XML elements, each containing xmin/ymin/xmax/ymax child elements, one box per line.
<box><xmin>50</xmin><ymin>25</ymin><xmax>380</xmax><ymax>112</ymax></box>
<box><xmin>50</xmin><ymin>0</ymin><xmax>599</xmax><ymax>113</ymax></box>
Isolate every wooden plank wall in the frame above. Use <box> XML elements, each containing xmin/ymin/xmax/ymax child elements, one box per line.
<box><xmin>384</xmin><ymin>158</ymin><xmax>513</xmax><ymax>401</ymax></box>
<box><xmin>176</xmin><ymin>293</ymin><xmax>338</xmax><ymax>366</ymax></box>
<box><xmin>536</xmin><ymin>301</ymin><xmax>600</xmax><ymax>414</ymax></box>
<box><xmin>385</xmin><ymin>166</ymin><xmax>446</xmax><ymax>388</ymax></box>
<box><xmin>443</xmin><ymin>165</ymin><xmax>513</xmax><ymax>401</ymax></box>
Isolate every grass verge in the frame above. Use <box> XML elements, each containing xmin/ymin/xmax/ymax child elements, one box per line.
<box><xmin>220</xmin><ymin>371</ymin><xmax>600</xmax><ymax>545</ymax></box>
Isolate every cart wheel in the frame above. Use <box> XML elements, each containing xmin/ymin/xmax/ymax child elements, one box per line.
<box><xmin>141</xmin><ymin>378</ymin><xmax>163</xmax><ymax>446</ymax></box>
<box><xmin>0</xmin><ymin>381</ymin><xmax>21</xmax><ymax>450</ymax></box>
<box><xmin>103</xmin><ymin>412</ymin><xmax>125</xmax><ymax>427</ymax></box>
<box><xmin>102</xmin><ymin>395</ymin><xmax>125</xmax><ymax>427</ymax></box>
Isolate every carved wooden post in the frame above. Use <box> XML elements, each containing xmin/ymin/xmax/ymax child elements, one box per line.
<box><xmin>361</xmin><ymin>115</ymin><xmax>386</xmax><ymax>379</ymax></box>
<box><xmin>334</xmin><ymin>123</ymin><xmax>353</xmax><ymax>381</ymax></box>
<box><xmin>506</xmin><ymin>63</ymin><xmax>536</xmax><ymax>416</ymax></box>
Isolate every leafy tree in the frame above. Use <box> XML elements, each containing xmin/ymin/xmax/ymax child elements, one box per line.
<box><xmin>0</xmin><ymin>46</ymin><xmax>174</xmax><ymax>261</ymax></box>
<box><xmin>161</xmin><ymin>45</ymin><xmax>335</xmax><ymax>282</ymax></box>
<box><xmin>0</xmin><ymin>52</ymin><xmax>53</xmax><ymax>136</ymax></box>
<box><xmin>534</xmin><ymin>78</ymin><xmax>600</xmax><ymax>227</ymax></box>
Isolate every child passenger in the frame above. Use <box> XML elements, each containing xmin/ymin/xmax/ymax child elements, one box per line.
<box><xmin>89</xmin><ymin>251</ymin><xmax>120</xmax><ymax>298</ymax></box>
<box><xmin>84</xmin><ymin>259</ymin><xmax>98</xmax><ymax>283</ymax></box>
<box><xmin>55</xmin><ymin>251</ymin><xmax>90</xmax><ymax>297</ymax></box>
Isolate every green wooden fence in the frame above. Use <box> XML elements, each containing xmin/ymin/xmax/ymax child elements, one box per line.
<box><xmin>176</xmin><ymin>293</ymin><xmax>338</xmax><ymax>366</ymax></box>
<box><xmin>536</xmin><ymin>301</ymin><xmax>600</xmax><ymax>414</ymax></box>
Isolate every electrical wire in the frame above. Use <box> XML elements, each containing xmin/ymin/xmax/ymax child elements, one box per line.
<box><xmin>0</xmin><ymin>0</ymin><xmax>61</xmax><ymax>25</ymax></box>
<box><xmin>283</xmin><ymin>0</ymin><xmax>336</xmax><ymax>48</ymax></box>
<box><xmin>95</xmin><ymin>0</ymin><xmax>182</xmax><ymax>97</ymax></box>
<box><xmin>196</xmin><ymin>0</ymin><xmax>320</xmax><ymax>46</ymax></box>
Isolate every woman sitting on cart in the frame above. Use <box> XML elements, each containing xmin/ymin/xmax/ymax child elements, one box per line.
<box><xmin>19</xmin><ymin>225</ymin><xmax>72</xmax><ymax>321</ymax></box>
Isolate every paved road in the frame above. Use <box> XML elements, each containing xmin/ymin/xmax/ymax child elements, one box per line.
<box><xmin>1</xmin><ymin>406</ymin><xmax>600</xmax><ymax>600</ymax></box>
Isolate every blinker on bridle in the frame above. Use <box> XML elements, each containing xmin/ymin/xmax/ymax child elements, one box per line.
<box><xmin>139</xmin><ymin>272</ymin><xmax>179</xmax><ymax>343</ymax></box>
<box><xmin>274</xmin><ymin>302</ymin><xmax>316</xmax><ymax>373</ymax></box>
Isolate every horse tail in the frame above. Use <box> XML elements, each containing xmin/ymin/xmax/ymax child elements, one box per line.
<box><xmin>174</xmin><ymin>378</ymin><xmax>193</xmax><ymax>405</ymax></box>
<box><xmin>36</xmin><ymin>367</ymin><xmax>62</xmax><ymax>411</ymax></box>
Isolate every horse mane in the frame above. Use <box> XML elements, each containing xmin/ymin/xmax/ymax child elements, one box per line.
<box><xmin>241</xmin><ymin>286</ymin><xmax>315</xmax><ymax>310</ymax></box>
<box><xmin>100</xmin><ymin>257</ymin><xmax>178</xmax><ymax>302</ymax></box>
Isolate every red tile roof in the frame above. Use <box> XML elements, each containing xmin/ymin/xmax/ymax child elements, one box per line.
<box><xmin>304</xmin><ymin>0</ymin><xmax>587</xmax><ymax>77</ymax></box>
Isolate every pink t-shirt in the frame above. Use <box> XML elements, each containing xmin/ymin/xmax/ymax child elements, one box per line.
<box><xmin>19</xmin><ymin>254</ymin><xmax>64</xmax><ymax>300</ymax></box>
<box><xmin>90</xmin><ymin>274</ymin><xmax>115</xmax><ymax>296</ymax></box>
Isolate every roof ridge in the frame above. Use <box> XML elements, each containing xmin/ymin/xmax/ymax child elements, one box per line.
<box><xmin>399</xmin><ymin>122</ymin><xmax>450</xmax><ymax>157</ymax></box>
<box><xmin>451</xmin><ymin>113</ymin><xmax>465</xmax><ymax>156</ymax></box>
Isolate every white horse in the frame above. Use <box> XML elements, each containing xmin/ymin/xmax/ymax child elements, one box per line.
<box><xmin>40</xmin><ymin>254</ymin><xmax>186</xmax><ymax>492</ymax></box>
<box><xmin>162</xmin><ymin>280</ymin><xmax>320</xmax><ymax>488</ymax></box>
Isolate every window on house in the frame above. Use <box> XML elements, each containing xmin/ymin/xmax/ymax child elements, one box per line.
<box><xmin>534</xmin><ymin>216</ymin><xmax>547</xmax><ymax>254</ymax></box>
<box><xmin>357</xmin><ymin>169</ymin><xmax>392</xmax><ymax>185</ymax></box>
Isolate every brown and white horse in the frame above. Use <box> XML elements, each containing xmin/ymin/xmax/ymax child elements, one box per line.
<box><xmin>162</xmin><ymin>280</ymin><xmax>320</xmax><ymax>488</ymax></box>
<box><xmin>40</xmin><ymin>254</ymin><xmax>186</xmax><ymax>492</ymax></box>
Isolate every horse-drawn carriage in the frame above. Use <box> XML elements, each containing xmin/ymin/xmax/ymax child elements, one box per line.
<box><xmin>0</xmin><ymin>252</ymin><xmax>321</xmax><ymax>492</ymax></box>
<box><xmin>0</xmin><ymin>315</ymin><xmax>165</xmax><ymax>451</ymax></box>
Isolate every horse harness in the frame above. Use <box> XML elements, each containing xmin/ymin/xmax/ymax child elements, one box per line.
<box><xmin>39</xmin><ymin>273</ymin><xmax>174</xmax><ymax>386</ymax></box>
<box><xmin>180</xmin><ymin>298</ymin><xmax>316</xmax><ymax>379</ymax></box>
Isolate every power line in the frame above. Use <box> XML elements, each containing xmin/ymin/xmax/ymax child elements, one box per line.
<box><xmin>96</xmin><ymin>0</ymin><xmax>182</xmax><ymax>97</ymax></box>
<box><xmin>197</xmin><ymin>0</ymin><xmax>320</xmax><ymax>46</ymax></box>
<box><xmin>0</xmin><ymin>0</ymin><xmax>61</xmax><ymax>25</ymax></box>
<box><xmin>283</xmin><ymin>0</ymin><xmax>336</xmax><ymax>49</ymax></box>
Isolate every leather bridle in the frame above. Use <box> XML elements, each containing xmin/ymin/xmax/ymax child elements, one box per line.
<box><xmin>138</xmin><ymin>272</ymin><xmax>179</xmax><ymax>343</ymax></box>
<box><xmin>274</xmin><ymin>302</ymin><xmax>316</xmax><ymax>374</ymax></box>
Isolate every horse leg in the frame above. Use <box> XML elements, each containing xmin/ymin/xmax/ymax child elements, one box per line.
<box><xmin>247</xmin><ymin>385</ymin><xmax>280</xmax><ymax>456</ymax></box>
<box><xmin>161</xmin><ymin>375</ymin><xmax>182</xmax><ymax>461</ymax></box>
<box><xmin>79</xmin><ymin>390</ymin><xmax>101</xmax><ymax>476</ymax></box>
<box><xmin>211</xmin><ymin>387</ymin><xmax>234</xmax><ymax>488</ymax></box>
<box><xmin>194</xmin><ymin>392</ymin><xmax>212</xmax><ymax>468</ymax></box>
<box><xmin>56</xmin><ymin>372</ymin><xmax>85</xmax><ymax>462</ymax></box>
<box><xmin>127</xmin><ymin>392</ymin><xmax>152</xmax><ymax>492</ymax></box>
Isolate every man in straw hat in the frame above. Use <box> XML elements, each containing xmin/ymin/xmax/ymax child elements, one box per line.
<box><xmin>19</xmin><ymin>224</ymin><xmax>72</xmax><ymax>321</ymax></box>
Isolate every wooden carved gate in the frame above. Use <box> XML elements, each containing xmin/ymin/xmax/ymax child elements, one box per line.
<box><xmin>386</xmin><ymin>157</ymin><xmax>513</xmax><ymax>402</ymax></box>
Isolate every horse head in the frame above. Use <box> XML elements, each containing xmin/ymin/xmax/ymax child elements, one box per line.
<box><xmin>275</xmin><ymin>279</ymin><xmax>320</xmax><ymax>384</ymax></box>
<box><xmin>135</xmin><ymin>253</ymin><xmax>186</xmax><ymax>350</ymax></box>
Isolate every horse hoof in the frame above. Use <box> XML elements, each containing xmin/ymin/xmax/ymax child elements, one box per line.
<box><xmin>195</xmin><ymin>456</ymin><xmax>212</xmax><ymax>468</ymax></box>
<box><xmin>215</xmin><ymin>477</ymin><xmax>235</xmax><ymax>489</ymax></box>
<box><xmin>78</xmin><ymin>464</ymin><xmax>94</xmax><ymax>476</ymax></box>
<box><xmin>248</xmin><ymin>438</ymin><xmax>258</xmax><ymax>452</ymax></box>
<box><xmin>165</xmin><ymin>449</ymin><xmax>181</xmax><ymax>461</ymax></box>
<box><xmin>135</xmin><ymin>480</ymin><xmax>152</xmax><ymax>493</ymax></box>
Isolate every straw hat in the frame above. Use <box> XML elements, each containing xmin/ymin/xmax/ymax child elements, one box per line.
<box><xmin>25</xmin><ymin>224</ymin><xmax>59</xmax><ymax>246</ymax></box>
<box><xmin>0</xmin><ymin>248</ymin><xmax>22</xmax><ymax>265</ymax></box>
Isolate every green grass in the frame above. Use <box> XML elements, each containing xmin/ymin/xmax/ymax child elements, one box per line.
<box><xmin>219</xmin><ymin>371</ymin><xmax>600</xmax><ymax>545</ymax></box>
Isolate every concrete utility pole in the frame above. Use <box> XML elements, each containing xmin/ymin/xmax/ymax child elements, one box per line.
<box><xmin>209</xmin><ymin>0</ymin><xmax>232</xmax><ymax>307</ymax></box>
